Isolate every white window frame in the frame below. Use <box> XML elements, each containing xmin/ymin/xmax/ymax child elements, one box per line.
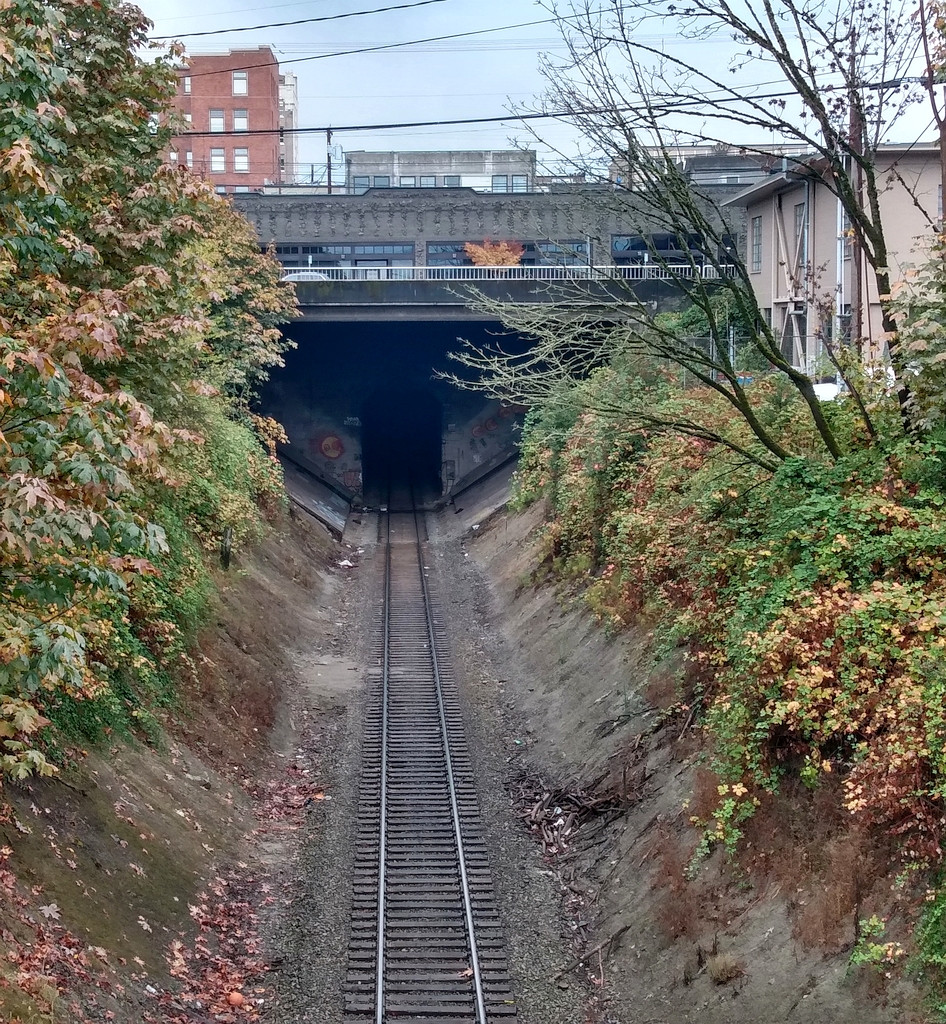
<box><xmin>182</xmin><ymin>75</ymin><xmax>191</xmax><ymax>94</ymax></box>
<box><xmin>232</xmin><ymin>70</ymin><xmax>248</xmax><ymax>95</ymax></box>
<box><xmin>210</xmin><ymin>148</ymin><xmax>225</xmax><ymax>173</ymax></box>
<box><xmin>750</xmin><ymin>215</ymin><xmax>762</xmax><ymax>273</ymax></box>
<box><xmin>233</xmin><ymin>109</ymin><xmax>248</xmax><ymax>132</ymax></box>
<box><xmin>209</xmin><ymin>109</ymin><xmax>224</xmax><ymax>133</ymax></box>
<box><xmin>234</xmin><ymin>147</ymin><xmax>249</xmax><ymax>173</ymax></box>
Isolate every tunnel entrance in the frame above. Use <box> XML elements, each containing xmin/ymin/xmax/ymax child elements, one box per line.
<box><xmin>361</xmin><ymin>387</ymin><xmax>442</xmax><ymax>505</ymax></box>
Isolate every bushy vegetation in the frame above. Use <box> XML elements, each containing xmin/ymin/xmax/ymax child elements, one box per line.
<box><xmin>0</xmin><ymin>0</ymin><xmax>297</xmax><ymax>780</ymax></box>
<box><xmin>511</xmin><ymin>316</ymin><xmax>946</xmax><ymax>1002</ymax></box>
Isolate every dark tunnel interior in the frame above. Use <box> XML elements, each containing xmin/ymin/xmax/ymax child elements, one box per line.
<box><xmin>258</xmin><ymin>319</ymin><xmax>530</xmax><ymax>504</ymax></box>
<box><xmin>361</xmin><ymin>387</ymin><xmax>442</xmax><ymax>504</ymax></box>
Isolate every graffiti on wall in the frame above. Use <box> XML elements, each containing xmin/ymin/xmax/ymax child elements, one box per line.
<box><xmin>469</xmin><ymin>403</ymin><xmax>526</xmax><ymax>445</ymax></box>
<box><xmin>311</xmin><ymin>433</ymin><xmax>345</xmax><ymax>460</ymax></box>
<box><xmin>304</xmin><ymin>430</ymin><xmax>363</xmax><ymax>497</ymax></box>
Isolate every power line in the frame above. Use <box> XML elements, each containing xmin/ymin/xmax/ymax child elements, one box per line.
<box><xmin>175</xmin><ymin>91</ymin><xmax>800</xmax><ymax>139</ymax></box>
<box><xmin>149</xmin><ymin>0</ymin><xmax>456</xmax><ymax>42</ymax></box>
<box><xmin>180</xmin><ymin>110</ymin><xmax>557</xmax><ymax>138</ymax></box>
<box><xmin>150</xmin><ymin>0</ymin><xmax>342</xmax><ymax>25</ymax></box>
<box><xmin>171</xmin><ymin>17</ymin><xmax>557</xmax><ymax>78</ymax></box>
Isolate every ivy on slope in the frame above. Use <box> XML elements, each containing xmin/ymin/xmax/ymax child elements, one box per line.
<box><xmin>515</xmin><ymin>361</ymin><xmax>946</xmax><ymax>1003</ymax></box>
<box><xmin>0</xmin><ymin>1</ymin><xmax>297</xmax><ymax>779</ymax></box>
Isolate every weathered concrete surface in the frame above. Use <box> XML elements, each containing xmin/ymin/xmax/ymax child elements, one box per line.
<box><xmin>289</xmin><ymin>275</ymin><xmax>698</xmax><ymax>321</ymax></box>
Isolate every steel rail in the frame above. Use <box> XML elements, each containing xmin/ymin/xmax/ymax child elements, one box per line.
<box><xmin>411</xmin><ymin>508</ymin><xmax>488</xmax><ymax>1024</ymax></box>
<box><xmin>345</xmin><ymin>484</ymin><xmax>515</xmax><ymax>1023</ymax></box>
<box><xmin>373</xmin><ymin>511</ymin><xmax>392</xmax><ymax>1024</ymax></box>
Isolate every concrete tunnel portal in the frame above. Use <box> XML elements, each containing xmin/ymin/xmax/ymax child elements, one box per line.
<box><xmin>257</xmin><ymin>319</ymin><xmax>527</xmax><ymax>505</ymax></box>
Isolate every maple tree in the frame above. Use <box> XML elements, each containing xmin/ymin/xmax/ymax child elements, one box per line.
<box><xmin>464</xmin><ymin>240</ymin><xmax>525</xmax><ymax>266</ymax></box>
<box><xmin>0</xmin><ymin>0</ymin><xmax>296</xmax><ymax>781</ymax></box>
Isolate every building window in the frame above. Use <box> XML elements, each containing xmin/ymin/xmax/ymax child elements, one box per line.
<box><xmin>183</xmin><ymin>112</ymin><xmax>192</xmax><ymax>124</ymax></box>
<box><xmin>215</xmin><ymin>185</ymin><xmax>227</xmax><ymax>194</ymax></box>
<box><xmin>491</xmin><ymin>175</ymin><xmax>508</xmax><ymax>192</ymax></box>
<box><xmin>373</xmin><ymin>175</ymin><xmax>390</xmax><ymax>187</ymax></box>
<box><xmin>511</xmin><ymin>174</ymin><xmax>528</xmax><ymax>192</ymax></box>
<box><xmin>399</xmin><ymin>176</ymin><xmax>416</xmax><ymax>187</ymax></box>
<box><xmin>426</xmin><ymin>241</ymin><xmax>472</xmax><ymax>265</ymax></box>
<box><xmin>232</xmin><ymin>70</ymin><xmax>248</xmax><ymax>95</ymax></box>
<box><xmin>794</xmin><ymin>202</ymin><xmax>806</xmax><ymax>248</ymax></box>
<box><xmin>233</xmin><ymin>109</ymin><xmax>248</xmax><ymax>132</ymax></box>
<box><xmin>420</xmin><ymin>175</ymin><xmax>436</xmax><ymax>188</ymax></box>
<box><xmin>234</xmin><ymin>148</ymin><xmax>249</xmax><ymax>172</ymax></box>
<box><xmin>838</xmin><ymin>304</ymin><xmax>852</xmax><ymax>343</ymax></box>
<box><xmin>182</xmin><ymin>75</ymin><xmax>191</xmax><ymax>94</ymax></box>
<box><xmin>531</xmin><ymin>240</ymin><xmax>588</xmax><ymax>266</ymax></box>
<box><xmin>443</xmin><ymin>175</ymin><xmax>460</xmax><ymax>187</ymax></box>
<box><xmin>750</xmin><ymin>216</ymin><xmax>762</xmax><ymax>273</ymax></box>
<box><xmin>352</xmin><ymin>176</ymin><xmax>370</xmax><ymax>194</ymax></box>
<box><xmin>234</xmin><ymin>185</ymin><xmax>250</xmax><ymax>193</ymax></box>
<box><xmin>185</xmin><ymin>151</ymin><xmax>193</xmax><ymax>168</ymax></box>
<box><xmin>210</xmin><ymin>148</ymin><xmax>225</xmax><ymax>173</ymax></box>
<box><xmin>209</xmin><ymin>109</ymin><xmax>224</xmax><ymax>132</ymax></box>
<box><xmin>168</xmin><ymin>150</ymin><xmax>178</xmax><ymax>163</ymax></box>
<box><xmin>352</xmin><ymin>244</ymin><xmax>413</xmax><ymax>255</ymax></box>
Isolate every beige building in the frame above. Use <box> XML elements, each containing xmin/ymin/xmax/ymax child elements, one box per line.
<box><xmin>724</xmin><ymin>143</ymin><xmax>941</xmax><ymax>370</ymax></box>
<box><xmin>344</xmin><ymin>150</ymin><xmax>537</xmax><ymax>194</ymax></box>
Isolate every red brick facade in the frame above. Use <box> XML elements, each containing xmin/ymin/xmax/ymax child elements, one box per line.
<box><xmin>169</xmin><ymin>47</ymin><xmax>280</xmax><ymax>193</ymax></box>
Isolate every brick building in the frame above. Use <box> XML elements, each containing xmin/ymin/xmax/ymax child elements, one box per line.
<box><xmin>169</xmin><ymin>46</ymin><xmax>284</xmax><ymax>194</ymax></box>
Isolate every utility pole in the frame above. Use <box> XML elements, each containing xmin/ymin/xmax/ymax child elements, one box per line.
<box><xmin>849</xmin><ymin>39</ymin><xmax>865</xmax><ymax>354</ymax></box>
<box><xmin>917</xmin><ymin>0</ymin><xmax>946</xmax><ymax>230</ymax></box>
<box><xmin>327</xmin><ymin>127</ymin><xmax>333</xmax><ymax>195</ymax></box>
<box><xmin>941</xmin><ymin>87</ymin><xmax>946</xmax><ymax>230</ymax></box>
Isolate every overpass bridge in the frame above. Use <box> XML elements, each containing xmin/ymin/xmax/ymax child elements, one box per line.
<box><xmin>264</xmin><ymin>264</ymin><xmax>734</xmax><ymax>517</ymax></box>
<box><xmin>262</xmin><ymin>262</ymin><xmax>735</xmax><ymax>521</ymax></box>
<box><xmin>284</xmin><ymin>263</ymin><xmax>733</xmax><ymax>321</ymax></box>
<box><xmin>240</xmin><ymin>188</ymin><xmax>742</xmax><ymax>518</ymax></box>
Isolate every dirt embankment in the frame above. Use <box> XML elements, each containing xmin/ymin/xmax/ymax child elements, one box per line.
<box><xmin>0</xmin><ymin>486</ymin><xmax>923</xmax><ymax>1024</ymax></box>
<box><xmin>0</xmin><ymin>510</ymin><xmax>348</xmax><ymax>1024</ymax></box>
<box><xmin>455</xmin><ymin>498</ymin><xmax>917</xmax><ymax>1024</ymax></box>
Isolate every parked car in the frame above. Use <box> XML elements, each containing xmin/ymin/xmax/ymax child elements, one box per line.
<box><xmin>281</xmin><ymin>269</ymin><xmax>329</xmax><ymax>281</ymax></box>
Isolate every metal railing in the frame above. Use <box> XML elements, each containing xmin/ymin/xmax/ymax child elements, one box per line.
<box><xmin>280</xmin><ymin>263</ymin><xmax>735</xmax><ymax>283</ymax></box>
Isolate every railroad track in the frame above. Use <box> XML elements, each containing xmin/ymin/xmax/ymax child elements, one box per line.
<box><xmin>344</xmin><ymin>504</ymin><xmax>516</xmax><ymax>1023</ymax></box>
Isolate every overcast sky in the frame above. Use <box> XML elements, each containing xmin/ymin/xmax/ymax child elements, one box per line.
<box><xmin>136</xmin><ymin>0</ymin><xmax>937</xmax><ymax>178</ymax></box>
<box><xmin>137</xmin><ymin>0</ymin><xmax>580</xmax><ymax>173</ymax></box>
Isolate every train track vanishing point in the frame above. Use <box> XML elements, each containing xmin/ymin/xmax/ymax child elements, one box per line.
<box><xmin>344</xmin><ymin>507</ymin><xmax>516</xmax><ymax>1024</ymax></box>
